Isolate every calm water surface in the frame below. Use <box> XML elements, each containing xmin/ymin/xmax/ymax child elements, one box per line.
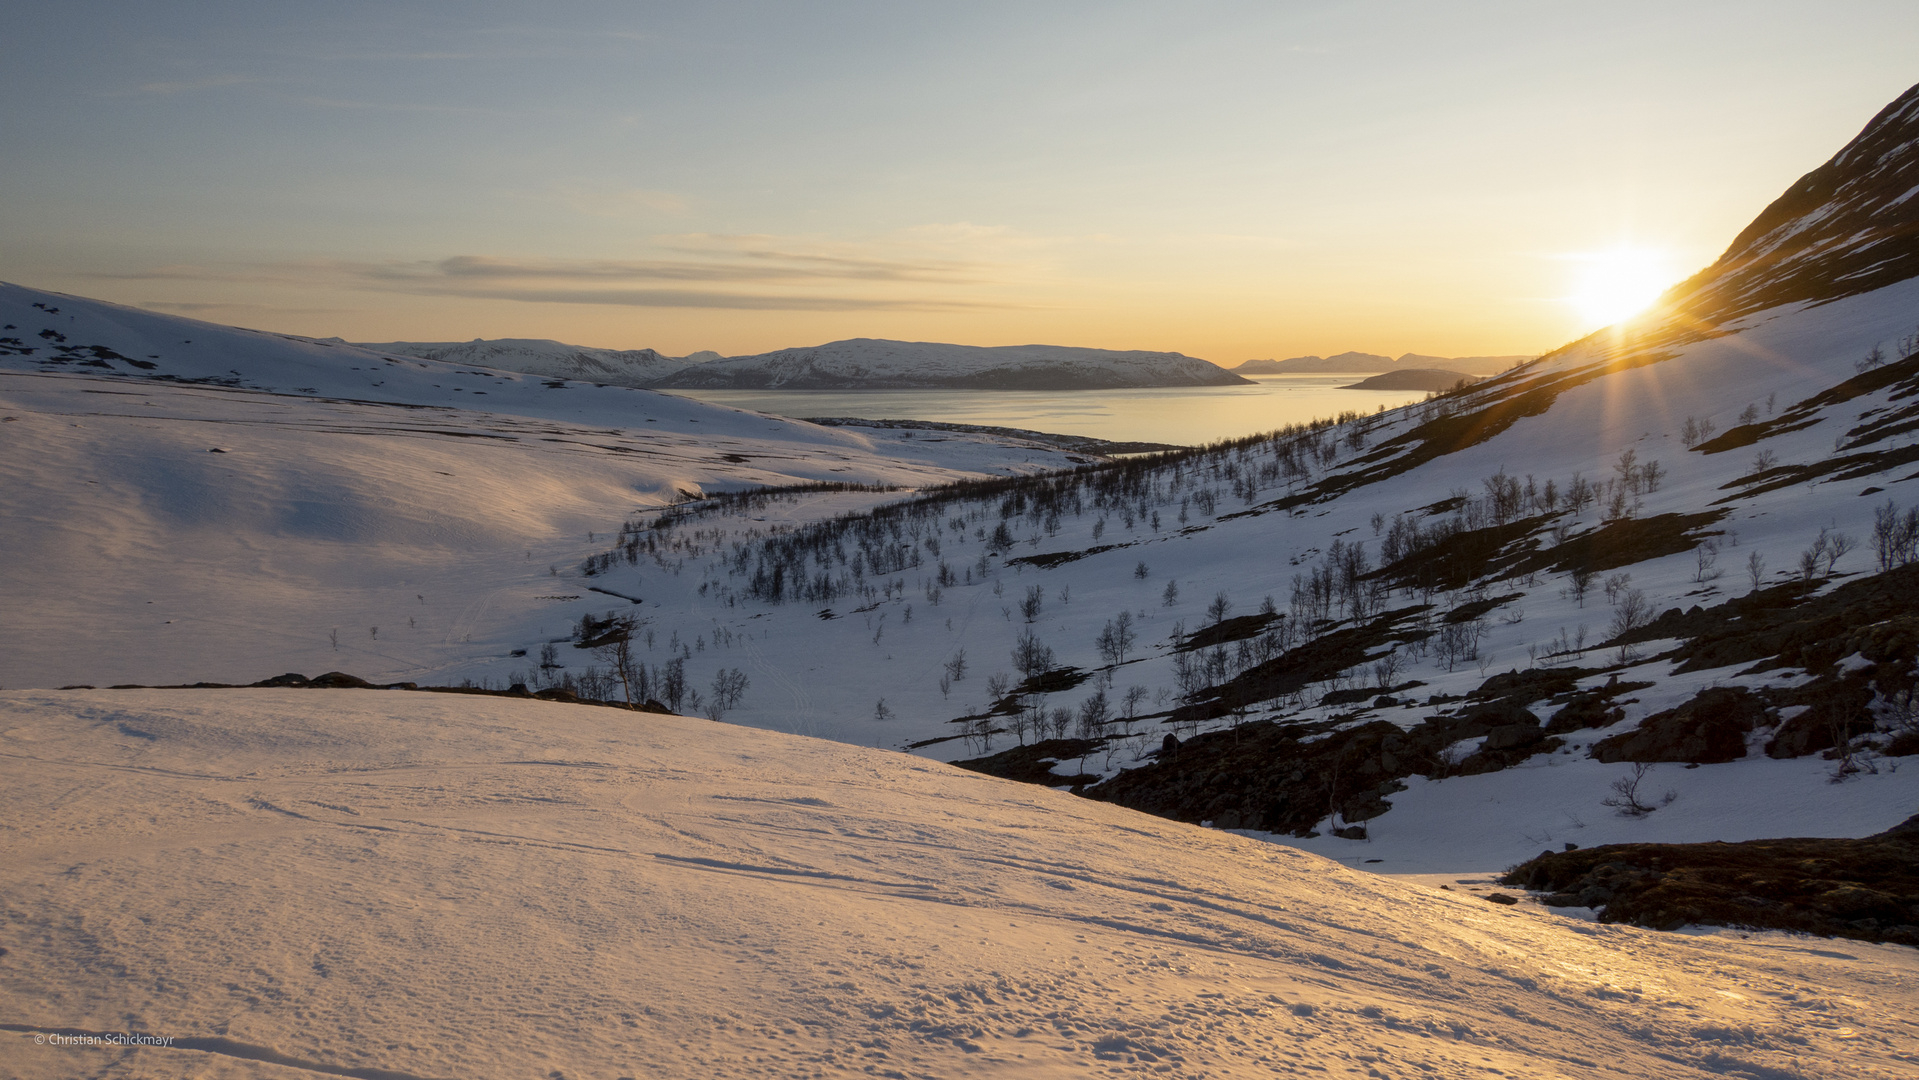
<box><xmin>659</xmin><ymin>376</ymin><xmax>1425</xmax><ymax>447</ymax></box>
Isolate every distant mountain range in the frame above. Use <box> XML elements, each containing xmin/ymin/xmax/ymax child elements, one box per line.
<box><xmin>1236</xmin><ymin>351</ymin><xmax>1531</xmax><ymax>376</ymax></box>
<box><xmin>347</xmin><ymin>337</ymin><xmax>698</xmax><ymax>388</ymax></box>
<box><xmin>350</xmin><ymin>336</ymin><xmax>1251</xmax><ymax>391</ymax></box>
<box><xmin>653</xmin><ymin>339</ymin><xmax>1251</xmax><ymax>390</ymax></box>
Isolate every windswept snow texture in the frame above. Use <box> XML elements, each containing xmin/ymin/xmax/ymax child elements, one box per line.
<box><xmin>3</xmin><ymin>688</ymin><xmax>1915</xmax><ymax>1080</ymax></box>
<box><xmin>0</xmin><ymin>284</ymin><xmax>1104</xmax><ymax>689</ymax></box>
<box><xmin>352</xmin><ymin>336</ymin><xmax>696</xmax><ymax>388</ymax></box>
<box><xmin>654</xmin><ymin>338</ymin><xmax>1253</xmax><ymax>390</ymax></box>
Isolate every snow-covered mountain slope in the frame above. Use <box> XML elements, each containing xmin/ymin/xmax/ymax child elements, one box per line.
<box><xmin>4</xmin><ymin>687</ymin><xmax>1912</xmax><ymax>1080</ymax></box>
<box><xmin>351</xmin><ymin>336</ymin><xmax>696</xmax><ymax>388</ymax></box>
<box><xmin>1666</xmin><ymin>81</ymin><xmax>1919</xmax><ymax>326</ymax></box>
<box><xmin>0</xmin><ymin>283</ymin><xmax>732</xmax><ymax>428</ymax></box>
<box><xmin>0</xmin><ymin>285</ymin><xmax>1109</xmax><ymax>689</ymax></box>
<box><xmin>507</xmin><ymin>82</ymin><xmax>1919</xmax><ymax>878</ymax></box>
<box><xmin>654</xmin><ymin>337</ymin><xmax>1253</xmax><ymax>390</ymax></box>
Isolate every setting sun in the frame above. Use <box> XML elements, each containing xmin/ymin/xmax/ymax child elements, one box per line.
<box><xmin>1567</xmin><ymin>246</ymin><xmax>1680</xmax><ymax>327</ymax></box>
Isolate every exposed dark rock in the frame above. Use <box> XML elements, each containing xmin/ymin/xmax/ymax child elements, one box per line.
<box><xmin>1372</xmin><ymin>518</ymin><xmax>1542</xmax><ymax>594</ymax></box>
<box><xmin>1471</xmin><ymin>666</ymin><xmax>1598</xmax><ymax>707</ymax></box>
<box><xmin>1083</xmin><ymin>718</ymin><xmax>1407</xmax><ymax>836</ymax></box>
<box><xmin>1546</xmin><ymin>692</ymin><xmax>1625</xmax><ymax>734</ymax></box>
<box><xmin>1178</xmin><ymin>612</ymin><xmax>1280</xmax><ymax>652</ymax></box>
<box><xmin>252</xmin><ymin>672</ymin><xmax>311</xmax><ymax>687</ymax></box>
<box><xmin>308</xmin><ymin>671</ymin><xmax>374</xmax><ymax>689</ymax></box>
<box><xmin>1482</xmin><ymin>721</ymin><xmax>1544</xmax><ymax>752</ymax></box>
<box><xmin>101</xmin><ymin>672</ymin><xmax>671</xmax><ymax>714</ymax></box>
<box><xmin>1167</xmin><ymin>605</ymin><xmax>1431</xmax><ymax>727</ymax></box>
<box><xmin>1013</xmin><ymin>666</ymin><xmax>1092</xmax><ymax>696</ymax></box>
<box><xmin>1518</xmin><ymin>511</ymin><xmax>1727</xmax><ymax>577</ymax></box>
<box><xmin>951</xmin><ymin>739</ymin><xmax>1103</xmax><ymax>787</ymax></box>
<box><xmin>573</xmin><ymin>612</ymin><xmax>636</xmax><ymax>649</ymax></box>
<box><xmin>1443</xmin><ymin>592</ymin><xmax>1523</xmax><ymax>624</ymax></box>
<box><xmin>1006</xmin><ymin>544</ymin><xmax>1120</xmax><ymax>569</ymax></box>
<box><xmin>1503</xmin><ymin>814</ymin><xmax>1919</xmax><ymax>947</ymax></box>
<box><xmin>1592</xmin><ymin>686</ymin><xmax>1770</xmax><ymax>764</ymax></box>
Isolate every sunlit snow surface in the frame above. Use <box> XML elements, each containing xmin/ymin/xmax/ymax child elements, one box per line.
<box><xmin>3</xmin><ymin>688</ymin><xmax>1915</xmax><ymax>1080</ymax></box>
<box><xmin>0</xmin><ymin>284</ymin><xmax>1096</xmax><ymax>689</ymax></box>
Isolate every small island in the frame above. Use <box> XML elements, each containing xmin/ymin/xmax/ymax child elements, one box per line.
<box><xmin>1339</xmin><ymin>368</ymin><xmax>1478</xmax><ymax>391</ymax></box>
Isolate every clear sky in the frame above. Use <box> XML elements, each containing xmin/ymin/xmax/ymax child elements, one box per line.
<box><xmin>3</xmin><ymin>2</ymin><xmax>1915</xmax><ymax>362</ymax></box>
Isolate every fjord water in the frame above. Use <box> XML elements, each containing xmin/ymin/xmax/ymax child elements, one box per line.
<box><xmin>659</xmin><ymin>375</ymin><xmax>1429</xmax><ymax>446</ymax></box>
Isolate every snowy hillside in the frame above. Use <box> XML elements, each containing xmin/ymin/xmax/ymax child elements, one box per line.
<box><xmin>654</xmin><ymin>337</ymin><xmax>1252</xmax><ymax>390</ymax></box>
<box><xmin>0</xmin><ymin>285</ymin><xmax>1110</xmax><ymax>689</ymax></box>
<box><xmin>4</xmin><ymin>687</ymin><xmax>1913</xmax><ymax>1080</ymax></box>
<box><xmin>500</xmin><ymin>82</ymin><xmax>1919</xmax><ymax>880</ymax></box>
<box><xmin>8</xmin><ymin>83</ymin><xmax>1919</xmax><ymax>899</ymax></box>
<box><xmin>352</xmin><ymin>336</ymin><xmax>697</xmax><ymax>388</ymax></box>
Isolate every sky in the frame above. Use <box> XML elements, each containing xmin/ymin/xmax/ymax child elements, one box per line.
<box><xmin>3</xmin><ymin>2</ymin><xmax>1916</xmax><ymax>363</ymax></box>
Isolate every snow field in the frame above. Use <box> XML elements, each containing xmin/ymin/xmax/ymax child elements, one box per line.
<box><xmin>3</xmin><ymin>688</ymin><xmax>1914</xmax><ymax>1080</ymax></box>
<box><xmin>0</xmin><ymin>286</ymin><xmax>1104</xmax><ymax>690</ymax></box>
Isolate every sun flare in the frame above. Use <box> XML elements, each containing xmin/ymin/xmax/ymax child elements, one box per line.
<box><xmin>1567</xmin><ymin>246</ymin><xmax>1678</xmax><ymax>327</ymax></box>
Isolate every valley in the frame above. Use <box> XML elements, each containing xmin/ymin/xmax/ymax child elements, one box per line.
<box><xmin>5</xmin><ymin>69</ymin><xmax>1919</xmax><ymax>1080</ymax></box>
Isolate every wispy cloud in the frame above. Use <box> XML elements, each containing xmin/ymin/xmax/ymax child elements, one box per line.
<box><xmin>91</xmin><ymin>264</ymin><xmax>225</xmax><ymax>281</ymax></box>
<box><xmin>139</xmin><ymin>300</ymin><xmax>345</xmax><ymax>316</ymax></box>
<box><xmin>399</xmin><ymin>287</ymin><xmax>994</xmax><ymax>312</ymax></box>
<box><xmin>315</xmin><ymin>51</ymin><xmax>490</xmax><ymax>62</ymax></box>
<box><xmin>114</xmin><ymin>75</ymin><xmax>254</xmax><ymax>97</ymax></box>
<box><xmin>299</xmin><ymin>96</ymin><xmax>503</xmax><ymax>115</ymax></box>
<box><xmin>408</xmin><ymin>252</ymin><xmax>981</xmax><ymax>286</ymax></box>
<box><xmin>88</xmin><ymin>249</ymin><xmax>1017</xmax><ymax>312</ymax></box>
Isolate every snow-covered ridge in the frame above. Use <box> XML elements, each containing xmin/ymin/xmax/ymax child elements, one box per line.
<box><xmin>654</xmin><ymin>336</ymin><xmax>1253</xmax><ymax>389</ymax></box>
<box><xmin>1667</xmin><ymin>79</ymin><xmax>1919</xmax><ymax>323</ymax></box>
<box><xmin>351</xmin><ymin>336</ymin><xmax>700</xmax><ymax>388</ymax></box>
